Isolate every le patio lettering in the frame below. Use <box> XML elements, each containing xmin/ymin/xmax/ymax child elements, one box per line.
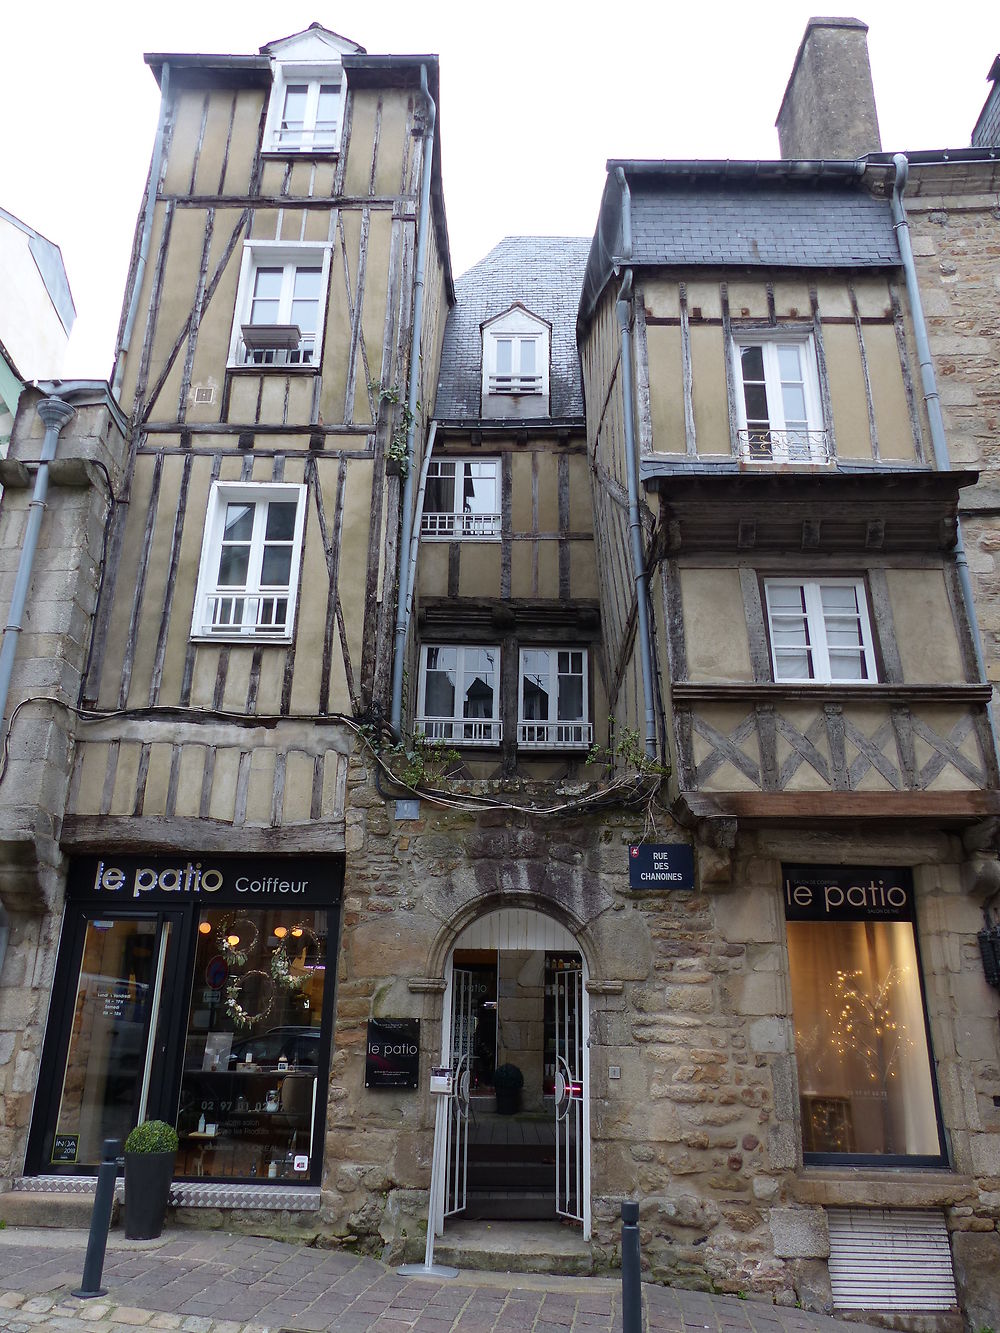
<box><xmin>784</xmin><ymin>876</ymin><xmax>908</xmax><ymax>914</ymax></box>
<box><xmin>92</xmin><ymin>859</ymin><xmax>312</xmax><ymax>899</ymax></box>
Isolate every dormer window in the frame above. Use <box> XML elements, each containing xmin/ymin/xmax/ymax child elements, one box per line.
<box><xmin>261</xmin><ymin>24</ymin><xmax>363</xmax><ymax>155</ymax></box>
<box><xmin>482</xmin><ymin>304</ymin><xmax>550</xmax><ymax>419</ymax></box>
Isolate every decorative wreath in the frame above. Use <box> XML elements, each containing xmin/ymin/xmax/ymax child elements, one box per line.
<box><xmin>225</xmin><ymin>969</ymin><xmax>275</xmax><ymax>1029</ymax></box>
<box><xmin>269</xmin><ymin>925</ymin><xmax>320</xmax><ymax>992</ymax></box>
<box><xmin>216</xmin><ymin>916</ymin><xmax>259</xmax><ymax>968</ymax></box>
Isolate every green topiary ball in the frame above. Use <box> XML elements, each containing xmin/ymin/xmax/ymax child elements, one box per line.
<box><xmin>124</xmin><ymin>1120</ymin><xmax>179</xmax><ymax>1154</ymax></box>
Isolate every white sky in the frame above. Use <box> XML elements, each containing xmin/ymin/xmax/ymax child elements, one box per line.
<box><xmin>3</xmin><ymin>0</ymin><xmax>997</xmax><ymax>378</ymax></box>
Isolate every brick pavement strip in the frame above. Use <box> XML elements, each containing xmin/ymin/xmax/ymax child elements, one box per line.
<box><xmin>0</xmin><ymin>1231</ymin><xmax>897</xmax><ymax>1333</ymax></box>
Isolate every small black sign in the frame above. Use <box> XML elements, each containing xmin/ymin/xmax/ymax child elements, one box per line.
<box><xmin>51</xmin><ymin>1134</ymin><xmax>79</xmax><ymax>1163</ymax></box>
<box><xmin>628</xmin><ymin>843</ymin><xmax>695</xmax><ymax>890</ymax></box>
<box><xmin>365</xmin><ymin>1018</ymin><xmax>420</xmax><ymax>1090</ymax></box>
<box><xmin>782</xmin><ymin>864</ymin><xmax>914</xmax><ymax>923</ymax></box>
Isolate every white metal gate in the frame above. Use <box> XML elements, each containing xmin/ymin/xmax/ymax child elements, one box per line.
<box><xmin>443</xmin><ymin>967</ymin><xmax>475</xmax><ymax>1219</ymax></box>
<box><xmin>553</xmin><ymin>960</ymin><xmax>584</xmax><ymax>1225</ymax></box>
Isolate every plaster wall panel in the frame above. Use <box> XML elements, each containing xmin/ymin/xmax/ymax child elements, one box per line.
<box><xmin>286</xmin><ymin>501</ymin><xmax>330</xmax><ymax>716</ymax></box>
<box><xmin>343</xmin><ymin>94</ymin><xmax>378</xmax><ymax>197</ymax></box>
<box><xmin>228</xmin><ymin>376</ymin><xmax>259</xmax><ymax>421</ymax></box>
<box><xmin>119</xmin><ymin>207</ymin><xmax>169</xmax><ymax>410</ymax></box>
<box><xmin>694</xmin><ymin>706</ymin><xmax>761</xmax><ymax>790</ymax></box>
<box><xmin>221</xmin><ymin>91</ymin><xmax>266</xmax><ymax>195</ymax></box>
<box><xmin>260</xmin><ymin>161</ymin><xmax>285</xmax><ymax>195</ymax></box>
<box><xmin>220</xmin><ymin>647</ymin><xmax>254</xmax><ymax>714</ymax></box>
<box><xmin>373</xmin><ymin>93</ymin><xmax>413</xmax><ymax>197</ymax></box>
<box><xmin>188</xmin><ymin>646</ymin><xmax>223</xmax><ymax>709</ymax></box>
<box><xmin>141</xmin><ymin>743</ymin><xmax>174</xmax><ymax>816</ymax></box>
<box><xmin>685</xmin><ymin>281</ymin><xmax>722</xmax><ymax>320</ymax></box>
<box><xmin>727</xmin><ymin>282</ymin><xmax>770</xmax><ymax>319</ymax></box>
<box><xmin>853</xmin><ymin>278</ymin><xmax>893</xmax><ymax>319</ymax></box>
<box><xmin>814</xmin><ymin>278</ymin><xmax>854</xmax><ymax>319</ymax></box>
<box><xmin>255</xmin><ymin>645</ymin><xmax>289</xmax><ymax>716</ymax></box>
<box><xmin>245</xmin><ymin>747</ymin><xmax>277</xmax><ymax>824</ymax></box>
<box><xmin>110</xmin><ymin>742</ymin><xmax>142</xmax><ymax>816</ymax></box>
<box><xmin>69</xmin><ymin>742</ymin><xmax>109</xmax><ymax>817</ymax></box>
<box><xmin>771</xmin><ymin>280</ymin><xmax>812</xmax><ymax>319</ymax></box>
<box><xmin>867</xmin><ymin>323</ymin><xmax>918</xmax><ymax>461</ymax></box>
<box><xmin>327</xmin><ymin>457</ymin><xmax>376</xmax><ymax>710</ymax></box>
<box><xmin>207</xmin><ymin>747</ymin><xmax>239</xmax><ymax>821</ymax></box>
<box><xmin>125</xmin><ymin>453</ymin><xmax>188</xmax><ymax>708</ymax></box>
<box><xmin>568</xmin><ymin>455</ymin><xmax>593</xmax><ymax>531</ymax></box>
<box><xmin>192</xmin><ymin>93</ymin><xmax>239</xmax><ymax>197</ymax></box>
<box><xmin>174</xmin><ymin>745</ymin><xmax>206</xmax><ymax>817</ymax></box>
<box><xmin>459</xmin><ymin>543</ymin><xmax>502</xmax><ymax>599</ymax></box>
<box><xmin>511</xmin><ymin>453</ymin><xmax>533</xmax><ymax>532</ymax></box>
<box><xmin>690</xmin><ymin>325</ymin><xmax>730</xmax><ymax>456</ymax></box>
<box><xmin>258</xmin><ymin>375</ymin><xmax>289</xmax><ymax>425</ymax></box>
<box><xmin>250</xmin><ymin>209</ymin><xmax>280</xmax><ymax>240</ymax></box>
<box><xmin>163</xmin><ymin>91</ymin><xmax>206</xmax><ymax>194</ymax></box>
<box><xmin>510</xmin><ymin>542</ymin><xmax>531</xmax><ymax>598</ymax></box>
<box><xmin>313</xmin><ymin>163</ymin><xmax>336</xmax><ymax>196</ymax></box>
<box><xmin>283</xmin><ymin>750</ymin><xmax>315</xmax><ymax>823</ymax></box>
<box><xmin>304</xmin><ymin>209</ymin><xmax>331</xmax><ymax>243</ymax></box>
<box><xmin>536</xmin><ymin>456</ymin><xmax>559</xmax><ymax>533</ymax></box>
<box><xmin>680</xmin><ymin>567</ymin><xmax>753</xmax><ymax>682</ymax></box>
<box><xmin>777</xmin><ymin>705</ymin><xmax>833</xmax><ymax>791</ymax></box>
<box><xmin>96</xmin><ymin>458</ymin><xmax>159</xmax><ymax>708</ymax></box>
<box><xmin>415</xmin><ymin>542</ymin><xmax>448</xmax><ymax>597</ymax></box>
<box><xmin>645</xmin><ymin>325</ymin><xmax>685</xmax><ymax>454</ymax></box>
<box><xmin>824</xmin><ymin>323</ymin><xmax>872</xmax><ymax>460</ymax></box>
<box><xmin>886</xmin><ymin>569</ymin><xmax>965</xmax><ymax>684</ymax></box>
<box><xmin>536</xmin><ymin>541</ymin><xmax>558</xmax><ymax>601</ymax></box>
<box><xmin>641</xmin><ymin>279</ymin><xmax>680</xmax><ymax>322</ymax></box>
<box><xmin>356</xmin><ymin>212</ymin><xmax>394</xmax><ymax>425</ymax></box>
<box><xmin>572</xmin><ymin>544</ymin><xmax>599</xmax><ymax>599</ymax></box>
<box><xmin>289</xmin><ymin>161</ymin><xmax>314</xmax><ymax>197</ymax></box>
<box><xmin>319</xmin><ymin>241</ymin><xmax>354</xmax><ymax>425</ymax></box>
<box><xmin>279</xmin><ymin>210</ymin><xmax>307</xmax><ymax>243</ymax></box>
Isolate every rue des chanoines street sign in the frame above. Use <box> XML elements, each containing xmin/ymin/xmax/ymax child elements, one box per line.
<box><xmin>628</xmin><ymin>843</ymin><xmax>695</xmax><ymax>891</ymax></box>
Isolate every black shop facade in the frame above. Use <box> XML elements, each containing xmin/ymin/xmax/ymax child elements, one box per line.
<box><xmin>26</xmin><ymin>853</ymin><xmax>342</xmax><ymax>1186</ymax></box>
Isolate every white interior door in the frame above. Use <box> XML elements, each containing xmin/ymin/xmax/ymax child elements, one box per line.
<box><xmin>554</xmin><ymin>961</ymin><xmax>584</xmax><ymax>1226</ymax></box>
<box><xmin>444</xmin><ymin>967</ymin><xmax>475</xmax><ymax>1218</ymax></box>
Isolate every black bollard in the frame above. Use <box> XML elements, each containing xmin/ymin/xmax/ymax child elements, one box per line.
<box><xmin>72</xmin><ymin>1138</ymin><xmax>120</xmax><ymax>1299</ymax></box>
<box><xmin>621</xmin><ymin>1199</ymin><xmax>643</xmax><ymax>1333</ymax></box>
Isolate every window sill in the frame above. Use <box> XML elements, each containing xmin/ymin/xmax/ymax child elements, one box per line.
<box><xmin>190</xmin><ymin>633</ymin><xmax>294</xmax><ymax>646</ymax></box>
<box><xmin>792</xmin><ymin>1166</ymin><xmax>972</xmax><ymax>1209</ymax></box>
<box><xmin>261</xmin><ymin>149</ymin><xmax>341</xmax><ymax>160</ymax></box>
<box><xmin>227</xmin><ymin>363</ymin><xmax>319</xmax><ymax>375</ymax></box>
<box><xmin>419</xmin><ymin>534</ymin><xmax>502</xmax><ymax>544</ymax></box>
<box><xmin>670</xmin><ymin>682</ymin><xmax>993</xmax><ymax>705</ymax></box>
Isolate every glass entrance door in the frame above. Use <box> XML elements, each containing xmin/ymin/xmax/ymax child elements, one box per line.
<box><xmin>34</xmin><ymin>913</ymin><xmax>177</xmax><ymax>1171</ymax></box>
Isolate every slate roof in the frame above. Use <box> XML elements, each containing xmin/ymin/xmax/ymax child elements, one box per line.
<box><xmin>434</xmin><ymin>236</ymin><xmax>590</xmax><ymax>421</ymax></box>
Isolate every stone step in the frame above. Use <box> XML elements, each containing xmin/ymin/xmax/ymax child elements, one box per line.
<box><xmin>0</xmin><ymin>1190</ymin><xmax>117</xmax><ymax>1229</ymax></box>
<box><xmin>467</xmin><ymin>1162</ymin><xmax>553</xmax><ymax>1187</ymax></box>
<box><xmin>435</xmin><ymin>1218</ymin><xmax>594</xmax><ymax>1275</ymax></box>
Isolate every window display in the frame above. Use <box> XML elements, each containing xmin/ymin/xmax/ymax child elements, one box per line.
<box><xmin>176</xmin><ymin>907</ymin><xmax>328</xmax><ymax>1181</ymax></box>
<box><xmin>784</xmin><ymin>865</ymin><xmax>944</xmax><ymax>1164</ymax></box>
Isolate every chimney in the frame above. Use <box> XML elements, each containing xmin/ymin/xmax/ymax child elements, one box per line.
<box><xmin>971</xmin><ymin>56</ymin><xmax>1000</xmax><ymax>147</ymax></box>
<box><xmin>776</xmin><ymin>17</ymin><xmax>882</xmax><ymax>159</ymax></box>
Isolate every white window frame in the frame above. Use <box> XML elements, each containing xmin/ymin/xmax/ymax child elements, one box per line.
<box><xmin>228</xmin><ymin>243</ymin><xmax>331</xmax><ymax>369</ymax></box>
<box><xmin>420</xmin><ymin>458</ymin><xmax>501</xmax><ymax>540</ymax></box>
<box><xmin>731</xmin><ymin>333</ymin><xmax>828</xmax><ymax>464</ymax></box>
<box><xmin>191</xmin><ymin>482</ymin><xmax>307</xmax><ymax>643</ymax></box>
<box><xmin>764</xmin><ymin>578</ymin><xmax>876</xmax><ymax>684</ymax></box>
<box><xmin>517</xmin><ymin>647</ymin><xmax>591</xmax><ymax>750</ymax></box>
<box><xmin>416</xmin><ymin>644</ymin><xmax>502</xmax><ymax>747</ymax></box>
<box><xmin>265</xmin><ymin>65</ymin><xmax>347</xmax><ymax>153</ymax></box>
<box><xmin>482</xmin><ymin>306</ymin><xmax>550</xmax><ymax>401</ymax></box>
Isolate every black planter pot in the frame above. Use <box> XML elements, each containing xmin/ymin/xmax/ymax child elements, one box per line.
<box><xmin>124</xmin><ymin>1151</ymin><xmax>175</xmax><ymax>1239</ymax></box>
<box><xmin>495</xmin><ymin>1088</ymin><xmax>521</xmax><ymax>1116</ymax></box>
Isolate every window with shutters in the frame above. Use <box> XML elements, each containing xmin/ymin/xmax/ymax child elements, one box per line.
<box><xmin>764</xmin><ymin>578</ymin><xmax>876</xmax><ymax>683</ymax></box>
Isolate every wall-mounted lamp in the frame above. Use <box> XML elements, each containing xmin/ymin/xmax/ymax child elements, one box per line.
<box><xmin>978</xmin><ymin>911</ymin><xmax>1000</xmax><ymax>990</ymax></box>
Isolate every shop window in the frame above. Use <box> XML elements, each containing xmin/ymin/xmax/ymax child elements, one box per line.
<box><xmin>176</xmin><ymin>906</ymin><xmax>329</xmax><ymax>1182</ymax></box>
<box><xmin>764</xmin><ymin>578</ymin><xmax>875</xmax><ymax>684</ymax></box>
<box><xmin>731</xmin><ymin>334</ymin><xmax>828</xmax><ymax>463</ymax></box>
<box><xmin>191</xmin><ymin>482</ymin><xmax>307</xmax><ymax>642</ymax></box>
<box><xmin>420</xmin><ymin>458</ymin><xmax>500</xmax><ymax>539</ymax></box>
<box><xmin>784</xmin><ymin>864</ymin><xmax>946</xmax><ymax>1166</ymax></box>
<box><xmin>518</xmin><ymin>648</ymin><xmax>591</xmax><ymax>749</ymax></box>
<box><xmin>416</xmin><ymin>644</ymin><xmax>501</xmax><ymax>745</ymax></box>
<box><xmin>229</xmin><ymin>244</ymin><xmax>330</xmax><ymax>367</ymax></box>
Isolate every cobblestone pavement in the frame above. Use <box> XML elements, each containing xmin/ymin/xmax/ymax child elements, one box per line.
<box><xmin>0</xmin><ymin>1229</ymin><xmax>888</xmax><ymax>1333</ymax></box>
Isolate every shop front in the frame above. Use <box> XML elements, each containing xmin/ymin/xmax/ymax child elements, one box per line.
<box><xmin>25</xmin><ymin>854</ymin><xmax>342</xmax><ymax>1187</ymax></box>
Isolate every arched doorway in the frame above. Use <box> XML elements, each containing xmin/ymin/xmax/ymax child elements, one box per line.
<box><xmin>433</xmin><ymin>908</ymin><xmax>591</xmax><ymax>1240</ymax></box>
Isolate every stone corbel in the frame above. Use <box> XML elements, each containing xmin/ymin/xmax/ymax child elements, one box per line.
<box><xmin>407</xmin><ymin>977</ymin><xmax>446</xmax><ymax>994</ymax></box>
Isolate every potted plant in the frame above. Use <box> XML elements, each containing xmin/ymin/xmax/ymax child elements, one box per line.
<box><xmin>123</xmin><ymin>1119</ymin><xmax>178</xmax><ymax>1239</ymax></box>
<box><xmin>493</xmin><ymin>1063</ymin><xmax>524</xmax><ymax>1116</ymax></box>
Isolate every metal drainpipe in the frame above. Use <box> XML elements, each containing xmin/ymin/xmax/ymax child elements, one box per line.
<box><xmin>0</xmin><ymin>395</ymin><xmax>76</xmax><ymax>731</ymax></box>
<box><xmin>389</xmin><ymin>64</ymin><xmax>436</xmax><ymax>736</ymax></box>
<box><xmin>890</xmin><ymin>154</ymin><xmax>992</xmax><ymax>700</ymax></box>
<box><xmin>614</xmin><ymin>170</ymin><xmax>658</xmax><ymax>761</ymax></box>
<box><xmin>112</xmin><ymin>62</ymin><xmax>170</xmax><ymax>398</ymax></box>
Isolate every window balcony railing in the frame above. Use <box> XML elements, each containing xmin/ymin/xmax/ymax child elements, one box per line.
<box><xmin>517</xmin><ymin>721</ymin><xmax>593</xmax><ymax>750</ymax></box>
<box><xmin>200</xmin><ymin>593</ymin><xmax>291</xmax><ymax>637</ymax></box>
<box><xmin>274</xmin><ymin>123</ymin><xmax>339</xmax><ymax>151</ymax></box>
<box><xmin>737</xmin><ymin>428</ymin><xmax>831</xmax><ymax>465</ymax></box>
<box><xmin>488</xmin><ymin>373</ymin><xmax>543</xmax><ymax>395</ymax></box>
<box><xmin>421</xmin><ymin>512</ymin><xmax>502</xmax><ymax>539</ymax></box>
<box><xmin>415</xmin><ymin>718</ymin><xmax>502</xmax><ymax>746</ymax></box>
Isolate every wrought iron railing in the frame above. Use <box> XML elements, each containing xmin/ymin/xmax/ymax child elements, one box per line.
<box><xmin>737</xmin><ymin>428</ymin><xmax>831</xmax><ymax>464</ymax></box>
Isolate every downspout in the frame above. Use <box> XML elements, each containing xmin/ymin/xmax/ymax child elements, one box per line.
<box><xmin>390</xmin><ymin>64</ymin><xmax>436</xmax><ymax>736</ymax></box>
<box><xmin>614</xmin><ymin>167</ymin><xmax>658</xmax><ymax>761</ymax></box>
<box><xmin>111</xmin><ymin>61</ymin><xmax>170</xmax><ymax>398</ymax></box>
<box><xmin>890</xmin><ymin>154</ymin><xmax>991</xmax><ymax>694</ymax></box>
<box><xmin>0</xmin><ymin>395</ymin><xmax>76</xmax><ymax>731</ymax></box>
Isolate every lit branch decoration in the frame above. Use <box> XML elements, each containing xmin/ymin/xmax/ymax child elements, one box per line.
<box><xmin>824</xmin><ymin>966</ymin><xmax>914</xmax><ymax>1087</ymax></box>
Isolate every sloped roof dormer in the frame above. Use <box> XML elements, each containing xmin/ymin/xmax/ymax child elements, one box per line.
<box><xmin>481</xmin><ymin>302</ymin><xmax>552</xmax><ymax>420</ymax></box>
<box><xmin>260</xmin><ymin>24</ymin><xmax>366</xmax><ymax>60</ymax></box>
<box><xmin>261</xmin><ymin>24</ymin><xmax>365</xmax><ymax>156</ymax></box>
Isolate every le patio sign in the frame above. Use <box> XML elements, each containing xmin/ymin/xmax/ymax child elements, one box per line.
<box><xmin>628</xmin><ymin>843</ymin><xmax>695</xmax><ymax>890</ymax></box>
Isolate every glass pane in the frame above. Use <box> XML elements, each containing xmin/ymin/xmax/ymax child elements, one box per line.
<box><xmin>176</xmin><ymin>908</ymin><xmax>328</xmax><ymax>1182</ymax></box>
<box><xmin>426</xmin><ymin>462</ymin><xmax>456</xmax><ymax>516</ymax></box>
<box><xmin>461</xmin><ymin>462</ymin><xmax>497</xmax><ymax>515</ymax></box>
<box><xmin>265</xmin><ymin>503</ymin><xmax>297</xmax><ymax>542</ymax></box>
<box><xmin>317</xmin><ymin>85</ymin><xmax>341</xmax><ymax>116</ymax></box>
<box><xmin>495</xmin><ymin>339</ymin><xmax>512</xmax><ymax>375</ymax></box>
<box><xmin>768</xmin><ymin>584</ymin><xmax>807</xmax><ymax>612</ymax></box>
<box><xmin>740</xmin><ymin>345</ymin><xmax>765</xmax><ymax>380</ymax></box>
<box><xmin>742</xmin><ymin>384</ymin><xmax>769</xmax><ymax>424</ymax></box>
<box><xmin>50</xmin><ymin>919</ymin><xmax>159</xmax><ymax>1168</ymax></box>
<box><xmin>282</xmin><ymin>86</ymin><xmax>308</xmax><ymax>126</ymax></box>
<box><xmin>424</xmin><ymin>647</ymin><xmax>457</xmax><ymax>717</ymax></box>
<box><xmin>777</xmin><ymin>344</ymin><xmax>803</xmax><ymax>379</ymax></box>
<box><xmin>249</xmin><ymin>270</ymin><xmax>281</xmax><ymax>325</ymax></box>
<box><xmin>519</xmin><ymin>339</ymin><xmax>536</xmax><ymax>374</ymax></box>
<box><xmin>521</xmin><ymin>649</ymin><xmax>550</xmax><ymax>721</ymax></box>
<box><xmin>787</xmin><ymin>919</ymin><xmax>940</xmax><ymax>1157</ymax></box>
<box><xmin>557</xmin><ymin>675</ymin><xmax>584</xmax><ymax>722</ymax></box>
<box><xmin>462</xmin><ymin>648</ymin><xmax>496</xmax><ymax>720</ymax></box>
<box><xmin>223</xmin><ymin>503</ymin><xmax>255</xmax><ymax>543</ymax></box>
<box><xmin>217</xmin><ymin>546</ymin><xmax>250</xmax><ymax>587</ymax></box>
<box><xmin>781</xmin><ymin>385</ymin><xmax>807</xmax><ymax>422</ymax></box>
<box><xmin>261</xmin><ymin>547</ymin><xmax>292</xmax><ymax>587</ymax></box>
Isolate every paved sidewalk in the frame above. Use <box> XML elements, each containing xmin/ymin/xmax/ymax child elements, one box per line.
<box><xmin>0</xmin><ymin>1227</ymin><xmax>886</xmax><ymax>1333</ymax></box>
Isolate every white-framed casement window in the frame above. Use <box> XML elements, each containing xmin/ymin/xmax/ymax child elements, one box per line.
<box><xmin>481</xmin><ymin>304</ymin><xmax>550</xmax><ymax>404</ymax></box>
<box><xmin>416</xmin><ymin>645</ymin><xmax>502</xmax><ymax>746</ymax></box>
<box><xmin>269</xmin><ymin>76</ymin><xmax>344</xmax><ymax>152</ymax></box>
<box><xmin>421</xmin><ymin>458</ymin><xmax>500</xmax><ymax>539</ymax></box>
<box><xmin>764</xmin><ymin>579</ymin><xmax>876</xmax><ymax>683</ymax></box>
<box><xmin>732</xmin><ymin>335</ymin><xmax>828</xmax><ymax>464</ymax></box>
<box><xmin>192</xmin><ymin>482</ymin><xmax>307</xmax><ymax>641</ymax></box>
<box><xmin>229</xmin><ymin>244</ymin><xmax>330</xmax><ymax>368</ymax></box>
<box><xmin>518</xmin><ymin>648</ymin><xmax>591</xmax><ymax>749</ymax></box>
